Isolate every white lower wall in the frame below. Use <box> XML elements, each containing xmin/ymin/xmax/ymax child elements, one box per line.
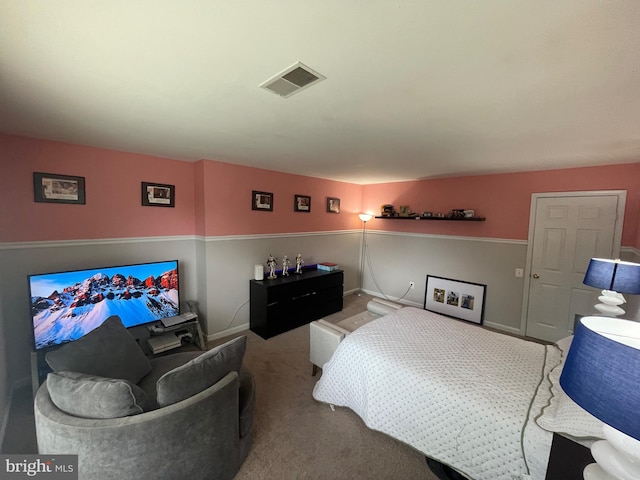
<box><xmin>0</xmin><ymin>237</ymin><xmax>199</xmax><ymax>384</ymax></box>
<box><xmin>361</xmin><ymin>231</ymin><xmax>528</xmax><ymax>333</ymax></box>
<box><xmin>362</xmin><ymin>232</ymin><xmax>640</xmax><ymax>331</ymax></box>
<box><xmin>196</xmin><ymin>230</ymin><xmax>361</xmax><ymax>337</ymax></box>
<box><xmin>0</xmin><ymin>231</ymin><xmax>636</xmax><ymax>406</ymax></box>
<box><xmin>0</xmin><ymin>232</ymin><xmax>361</xmax><ymax>384</ymax></box>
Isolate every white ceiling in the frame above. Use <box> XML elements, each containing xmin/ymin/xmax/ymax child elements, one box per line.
<box><xmin>1</xmin><ymin>1</ymin><xmax>640</xmax><ymax>184</ymax></box>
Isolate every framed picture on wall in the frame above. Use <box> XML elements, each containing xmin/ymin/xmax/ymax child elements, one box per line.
<box><xmin>142</xmin><ymin>182</ymin><xmax>175</xmax><ymax>207</ymax></box>
<box><xmin>423</xmin><ymin>275</ymin><xmax>486</xmax><ymax>325</ymax></box>
<box><xmin>326</xmin><ymin>197</ymin><xmax>340</xmax><ymax>213</ymax></box>
<box><xmin>294</xmin><ymin>194</ymin><xmax>311</xmax><ymax>212</ymax></box>
<box><xmin>33</xmin><ymin>172</ymin><xmax>86</xmax><ymax>204</ymax></box>
<box><xmin>252</xmin><ymin>190</ymin><xmax>273</xmax><ymax>211</ymax></box>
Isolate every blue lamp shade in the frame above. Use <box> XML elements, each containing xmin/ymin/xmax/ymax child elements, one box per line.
<box><xmin>583</xmin><ymin>258</ymin><xmax>640</xmax><ymax>294</ymax></box>
<box><xmin>559</xmin><ymin>316</ymin><xmax>640</xmax><ymax>441</ymax></box>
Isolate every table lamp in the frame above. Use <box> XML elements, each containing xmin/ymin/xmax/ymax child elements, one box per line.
<box><xmin>560</xmin><ymin>316</ymin><xmax>640</xmax><ymax>480</ymax></box>
<box><xmin>582</xmin><ymin>258</ymin><xmax>640</xmax><ymax>316</ymax></box>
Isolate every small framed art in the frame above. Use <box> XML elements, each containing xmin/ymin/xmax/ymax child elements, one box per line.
<box><xmin>252</xmin><ymin>190</ymin><xmax>273</xmax><ymax>211</ymax></box>
<box><xmin>326</xmin><ymin>197</ymin><xmax>340</xmax><ymax>213</ymax></box>
<box><xmin>294</xmin><ymin>194</ymin><xmax>311</xmax><ymax>212</ymax></box>
<box><xmin>33</xmin><ymin>172</ymin><xmax>86</xmax><ymax>204</ymax></box>
<box><xmin>423</xmin><ymin>275</ymin><xmax>486</xmax><ymax>325</ymax></box>
<box><xmin>142</xmin><ymin>182</ymin><xmax>175</xmax><ymax>207</ymax></box>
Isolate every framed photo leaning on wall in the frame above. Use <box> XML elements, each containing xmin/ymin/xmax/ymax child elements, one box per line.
<box><xmin>424</xmin><ymin>275</ymin><xmax>486</xmax><ymax>325</ymax></box>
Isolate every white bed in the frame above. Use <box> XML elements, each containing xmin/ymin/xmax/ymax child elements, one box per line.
<box><xmin>312</xmin><ymin>307</ymin><xmax>603</xmax><ymax>480</ymax></box>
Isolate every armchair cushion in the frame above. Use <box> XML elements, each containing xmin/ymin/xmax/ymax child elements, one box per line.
<box><xmin>47</xmin><ymin>371</ymin><xmax>151</xmax><ymax>419</ymax></box>
<box><xmin>45</xmin><ymin>315</ymin><xmax>152</xmax><ymax>384</ymax></box>
<box><xmin>156</xmin><ymin>335</ymin><xmax>247</xmax><ymax>407</ymax></box>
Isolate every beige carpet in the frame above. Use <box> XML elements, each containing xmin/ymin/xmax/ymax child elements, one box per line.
<box><xmin>3</xmin><ymin>293</ymin><xmax>439</xmax><ymax>479</ymax></box>
<box><xmin>232</xmin><ymin>293</ymin><xmax>438</xmax><ymax>480</ymax></box>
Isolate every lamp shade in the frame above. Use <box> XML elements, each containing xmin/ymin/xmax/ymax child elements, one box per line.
<box><xmin>559</xmin><ymin>316</ymin><xmax>640</xmax><ymax>441</ymax></box>
<box><xmin>358</xmin><ymin>213</ymin><xmax>373</xmax><ymax>222</ymax></box>
<box><xmin>583</xmin><ymin>258</ymin><xmax>640</xmax><ymax>294</ymax></box>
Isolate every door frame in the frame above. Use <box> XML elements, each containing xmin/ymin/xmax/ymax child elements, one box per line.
<box><xmin>519</xmin><ymin>190</ymin><xmax>627</xmax><ymax>336</ymax></box>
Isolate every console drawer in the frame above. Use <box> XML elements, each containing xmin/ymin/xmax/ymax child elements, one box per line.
<box><xmin>250</xmin><ymin>269</ymin><xmax>344</xmax><ymax>339</ymax></box>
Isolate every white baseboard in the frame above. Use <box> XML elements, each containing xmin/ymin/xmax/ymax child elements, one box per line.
<box><xmin>206</xmin><ymin>322</ymin><xmax>250</xmax><ymax>343</ymax></box>
<box><xmin>360</xmin><ymin>288</ymin><xmax>422</xmax><ymax>308</ymax></box>
<box><xmin>202</xmin><ymin>291</ymin><xmax>422</xmax><ymax>344</ymax></box>
<box><xmin>483</xmin><ymin>321</ymin><xmax>522</xmax><ymax>335</ymax></box>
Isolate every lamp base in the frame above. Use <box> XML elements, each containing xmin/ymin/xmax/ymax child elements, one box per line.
<box><xmin>594</xmin><ymin>290</ymin><xmax>626</xmax><ymax>317</ymax></box>
<box><xmin>583</xmin><ymin>425</ymin><xmax>640</xmax><ymax>480</ymax></box>
<box><xmin>583</xmin><ymin>463</ymin><xmax>617</xmax><ymax>480</ymax></box>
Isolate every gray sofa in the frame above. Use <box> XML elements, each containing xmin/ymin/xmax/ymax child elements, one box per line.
<box><xmin>34</xmin><ymin>316</ymin><xmax>255</xmax><ymax>480</ymax></box>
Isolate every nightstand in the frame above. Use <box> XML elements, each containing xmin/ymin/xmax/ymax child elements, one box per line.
<box><xmin>545</xmin><ymin>433</ymin><xmax>594</xmax><ymax>480</ymax></box>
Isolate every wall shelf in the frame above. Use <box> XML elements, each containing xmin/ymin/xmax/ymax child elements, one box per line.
<box><xmin>374</xmin><ymin>216</ymin><xmax>486</xmax><ymax>221</ymax></box>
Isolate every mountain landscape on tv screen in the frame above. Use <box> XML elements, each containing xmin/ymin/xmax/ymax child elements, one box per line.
<box><xmin>31</xmin><ymin>267</ymin><xmax>179</xmax><ymax>349</ymax></box>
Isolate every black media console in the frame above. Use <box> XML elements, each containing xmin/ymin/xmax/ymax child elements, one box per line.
<box><xmin>249</xmin><ymin>268</ymin><xmax>344</xmax><ymax>339</ymax></box>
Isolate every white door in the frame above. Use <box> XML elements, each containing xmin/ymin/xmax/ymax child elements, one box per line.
<box><xmin>524</xmin><ymin>192</ymin><xmax>625</xmax><ymax>342</ymax></box>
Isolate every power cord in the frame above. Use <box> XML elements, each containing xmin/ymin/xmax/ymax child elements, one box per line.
<box><xmin>362</xmin><ymin>229</ymin><xmax>412</xmax><ymax>302</ymax></box>
<box><xmin>225</xmin><ymin>299</ymin><xmax>249</xmax><ymax>330</ymax></box>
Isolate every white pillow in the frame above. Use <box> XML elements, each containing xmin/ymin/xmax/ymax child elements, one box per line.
<box><xmin>536</xmin><ymin>356</ymin><xmax>604</xmax><ymax>440</ymax></box>
<box><xmin>555</xmin><ymin>335</ymin><xmax>573</xmax><ymax>355</ymax></box>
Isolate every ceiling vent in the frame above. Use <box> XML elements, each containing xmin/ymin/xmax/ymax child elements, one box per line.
<box><xmin>260</xmin><ymin>62</ymin><xmax>326</xmax><ymax>98</ymax></box>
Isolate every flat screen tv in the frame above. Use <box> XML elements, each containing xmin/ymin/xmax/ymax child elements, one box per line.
<box><xmin>29</xmin><ymin>260</ymin><xmax>180</xmax><ymax>351</ymax></box>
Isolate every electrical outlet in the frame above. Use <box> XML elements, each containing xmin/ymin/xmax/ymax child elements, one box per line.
<box><xmin>409</xmin><ymin>281</ymin><xmax>415</xmax><ymax>289</ymax></box>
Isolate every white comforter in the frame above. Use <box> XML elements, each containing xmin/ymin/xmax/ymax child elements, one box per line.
<box><xmin>312</xmin><ymin>307</ymin><xmax>562</xmax><ymax>480</ymax></box>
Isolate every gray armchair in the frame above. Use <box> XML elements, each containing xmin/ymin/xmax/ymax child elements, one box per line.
<box><xmin>34</xmin><ymin>316</ymin><xmax>255</xmax><ymax>480</ymax></box>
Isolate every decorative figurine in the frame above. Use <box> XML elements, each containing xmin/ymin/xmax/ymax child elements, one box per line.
<box><xmin>295</xmin><ymin>253</ymin><xmax>304</xmax><ymax>274</ymax></box>
<box><xmin>281</xmin><ymin>255</ymin><xmax>290</xmax><ymax>276</ymax></box>
<box><xmin>267</xmin><ymin>254</ymin><xmax>278</xmax><ymax>279</ymax></box>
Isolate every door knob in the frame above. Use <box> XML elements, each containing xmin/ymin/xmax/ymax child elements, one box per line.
<box><xmin>532</xmin><ymin>274</ymin><xmax>540</xmax><ymax>279</ymax></box>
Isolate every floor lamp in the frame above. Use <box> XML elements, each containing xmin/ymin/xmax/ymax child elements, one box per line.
<box><xmin>357</xmin><ymin>213</ymin><xmax>372</xmax><ymax>295</ymax></box>
<box><xmin>583</xmin><ymin>258</ymin><xmax>640</xmax><ymax>316</ymax></box>
<box><xmin>560</xmin><ymin>316</ymin><xmax>640</xmax><ymax>480</ymax></box>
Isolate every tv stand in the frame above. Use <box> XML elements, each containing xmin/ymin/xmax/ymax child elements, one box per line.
<box><xmin>147</xmin><ymin>317</ymin><xmax>206</xmax><ymax>354</ymax></box>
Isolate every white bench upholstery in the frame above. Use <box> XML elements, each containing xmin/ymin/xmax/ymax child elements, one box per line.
<box><xmin>309</xmin><ymin>298</ymin><xmax>403</xmax><ymax>375</ymax></box>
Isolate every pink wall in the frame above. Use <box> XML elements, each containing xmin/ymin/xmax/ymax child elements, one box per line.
<box><xmin>197</xmin><ymin>160</ymin><xmax>361</xmax><ymax>236</ymax></box>
<box><xmin>362</xmin><ymin>163</ymin><xmax>640</xmax><ymax>247</ymax></box>
<box><xmin>0</xmin><ymin>134</ymin><xmax>196</xmax><ymax>242</ymax></box>
<box><xmin>0</xmin><ymin>134</ymin><xmax>362</xmax><ymax>242</ymax></box>
<box><xmin>2</xmin><ymin>134</ymin><xmax>639</xmax><ymax>248</ymax></box>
